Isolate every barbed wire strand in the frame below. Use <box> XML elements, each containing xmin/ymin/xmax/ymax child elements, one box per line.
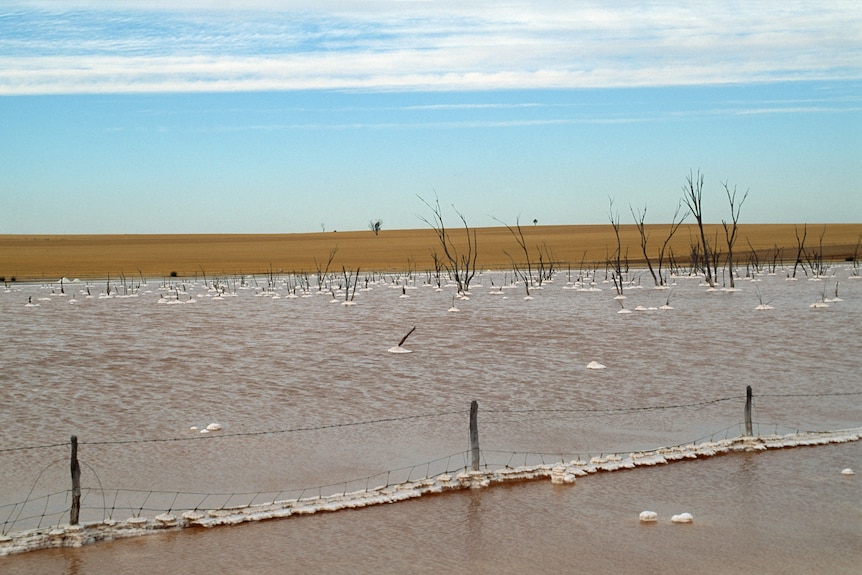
<box><xmin>4</xmin><ymin>392</ymin><xmax>857</xmax><ymax>454</ymax></box>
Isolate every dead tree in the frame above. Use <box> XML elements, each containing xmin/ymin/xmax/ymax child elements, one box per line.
<box><xmin>769</xmin><ymin>244</ymin><xmax>782</xmax><ymax>274</ymax></box>
<box><xmin>711</xmin><ymin>230</ymin><xmax>722</xmax><ymax>285</ymax></box>
<box><xmin>494</xmin><ymin>216</ymin><xmax>535</xmax><ymax>287</ymax></box>
<box><xmin>430</xmin><ymin>251</ymin><xmax>444</xmax><ymax>288</ymax></box>
<box><xmin>418</xmin><ymin>195</ymin><xmax>478</xmax><ymax>294</ymax></box>
<box><xmin>505</xmin><ymin>255</ymin><xmax>531</xmax><ymax>297</ymax></box>
<box><xmin>792</xmin><ymin>224</ymin><xmax>807</xmax><ymax>278</ymax></box>
<box><xmin>682</xmin><ymin>170</ymin><xmax>714</xmax><ymax>286</ymax></box>
<box><xmin>657</xmin><ymin>202</ymin><xmax>687</xmax><ymax>285</ymax></box>
<box><xmin>721</xmin><ymin>181</ymin><xmax>748</xmax><ymax>288</ymax></box>
<box><xmin>804</xmin><ymin>226</ymin><xmax>827</xmax><ymax>277</ymax></box>
<box><xmin>314</xmin><ymin>245</ymin><xmax>339</xmax><ymax>291</ymax></box>
<box><xmin>341</xmin><ymin>266</ymin><xmax>360</xmax><ymax>302</ymax></box>
<box><xmin>852</xmin><ymin>235</ymin><xmax>861</xmax><ymax>276</ymax></box>
<box><xmin>631</xmin><ymin>204</ymin><xmax>659</xmax><ymax>286</ymax></box>
<box><xmin>608</xmin><ymin>198</ymin><xmax>624</xmax><ymax>295</ymax></box>
<box><xmin>630</xmin><ymin>202</ymin><xmax>686</xmax><ymax>287</ymax></box>
<box><xmin>746</xmin><ymin>238</ymin><xmax>761</xmax><ymax>274</ymax></box>
<box><xmin>538</xmin><ymin>241</ymin><xmax>556</xmax><ymax>283</ymax></box>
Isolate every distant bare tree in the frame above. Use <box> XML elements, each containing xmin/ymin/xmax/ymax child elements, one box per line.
<box><xmin>682</xmin><ymin>169</ymin><xmax>714</xmax><ymax>287</ymax></box>
<box><xmin>418</xmin><ymin>195</ymin><xmax>478</xmax><ymax>294</ymax></box>
<box><xmin>721</xmin><ymin>181</ymin><xmax>748</xmax><ymax>288</ymax></box>
<box><xmin>369</xmin><ymin>219</ymin><xmax>383</xmax><ymax>236</ymax></box>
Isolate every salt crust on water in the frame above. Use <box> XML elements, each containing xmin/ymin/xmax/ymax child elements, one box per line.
<box><xmin>639</xmin><ymin>511</ymin><xmax>658</xmax><ymax>522</ymax></box>
<box><xmin>2</xmin><ymin>427</ymin><xmax>859</xmax><ymax>556</ymax></box>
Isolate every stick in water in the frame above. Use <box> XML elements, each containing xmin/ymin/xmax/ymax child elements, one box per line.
<box><xmin>397</xmin><ymin>326</ymin><xmax>416</xmax><ymax>347</ymax></box>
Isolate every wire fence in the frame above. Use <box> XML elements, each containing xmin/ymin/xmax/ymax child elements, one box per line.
<box><xmin>1</xmin><ymin>389</ymin><xmax>859</xmax><ymax>554</ymax></box>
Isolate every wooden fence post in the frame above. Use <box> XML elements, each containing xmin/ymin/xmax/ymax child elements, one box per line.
<box><xmin>469</xmin><ymin>400</ymin><xmax>480</xmax><ymax>471</ymax></box>
<box><xmin>70</xmin><ymin>435</ymin><xmax>81</xmax><ymax>525</ymax></box>
<box><xmin>744</xmin><ymin>386</ymin><xmax>753</xmax><ymax>437</ymax></box>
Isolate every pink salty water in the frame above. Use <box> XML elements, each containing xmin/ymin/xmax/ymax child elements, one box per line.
<box><xmin>2</xmin><ymin>269</ymin><xmax>860</xmax><ymax>574</ymax></box>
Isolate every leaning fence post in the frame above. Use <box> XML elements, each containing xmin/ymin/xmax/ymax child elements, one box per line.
<box><xmin>469</xmin><ymin>400</ymin><xmax>480</xmax><ymax>471</ymax></box>
<box><xmin>70</xmin><ymin>435</ymin><xmax>81</xmax><ymax>525</ymax></box>
<box><xmin>744</xmin><ymin>386</ymin><xmax>753</xmax><ymax>437</ymax></box>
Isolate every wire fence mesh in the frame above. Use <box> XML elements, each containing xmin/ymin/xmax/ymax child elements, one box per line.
<box><xmin>1</xmin><ymin>390</ymin><xmax>859</xmax><ymax>552</ymax></box>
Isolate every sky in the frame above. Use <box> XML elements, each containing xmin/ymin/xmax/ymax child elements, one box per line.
<box><xmin>1</xmin><ymin>1</ymin><xmax>860</xmax><ymax>234</ymax></box>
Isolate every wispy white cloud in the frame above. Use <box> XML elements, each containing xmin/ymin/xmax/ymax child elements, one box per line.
<box><xmin>1</xmin><ymin>1</ymin><xmax>861</xmax><ymax>94</ymax></box>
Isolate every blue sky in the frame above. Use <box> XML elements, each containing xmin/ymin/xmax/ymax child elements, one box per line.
<box><xmin>1</xmin><ymin>1</ymin><xmax>860</xmax><ymax>234</ymax></box>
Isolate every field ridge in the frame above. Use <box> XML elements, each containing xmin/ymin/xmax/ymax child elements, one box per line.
<box><xmin>1</xmin><ymin>223</ymin><xmax>860</xmax><ymax>280</ymax></box>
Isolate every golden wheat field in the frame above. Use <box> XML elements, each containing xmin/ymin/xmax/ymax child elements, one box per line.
<box><xmin>1</xmin><ymin>224</ymin><xmax>860</xmax><ymax>281</ymax></box>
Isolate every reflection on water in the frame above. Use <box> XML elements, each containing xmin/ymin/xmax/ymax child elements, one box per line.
<box><xmin>1</xmin><ymin>269</ymin><xmax>860</xmax><ymax>573</ymax></box>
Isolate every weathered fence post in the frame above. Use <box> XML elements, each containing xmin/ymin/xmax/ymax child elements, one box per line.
<box><xmin>70</xmin><ymin>435</ymin><xmax>81</xmax><ymax>525</ymax></box>
<box><xmin>469</xmin><ymin>400</ymin><xmax>480</xmax><ymax>471</ymax></box>
<box><xmin>744</xmin><ymin>386</ymin><xmax>753</xmax><ymax>437</ymax></box>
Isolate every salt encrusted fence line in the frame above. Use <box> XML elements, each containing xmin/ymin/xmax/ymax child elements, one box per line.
<box><xmin>1</xmin><ymin>388</ymin><xmax>860</xmax><ymax>556</ymax></box>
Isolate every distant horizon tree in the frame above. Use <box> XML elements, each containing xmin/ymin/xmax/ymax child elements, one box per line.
<box><xmin>369</xmin><ymin>219</ymin><xmax>383</xmax><ymax>236</ymax></box>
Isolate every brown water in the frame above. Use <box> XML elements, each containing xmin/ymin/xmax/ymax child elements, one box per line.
<box><xmin>2</xmin><ymin>269</ymin><xmax>860</xmax><ymax>573</ymax></box>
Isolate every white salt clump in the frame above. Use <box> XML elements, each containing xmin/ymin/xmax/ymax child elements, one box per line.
<box><xmin>387</xmin><ymin>346</ymin><xmax>412</xmax><ymax>354</ymax></box>
<box><xmin>586</xmin><ymin>361</ymin><xmax>606</xmax><ymax>370</ymax></box>
<box><xmin>155</xmin><ymin>513</ymin><xmax>178</xmax><ymax>526</ymax></box>
<box><xmin>189</xmin><ymin>426</ymin><xmax>198</xmax><ymax>431</ymax></box>
<box><xmin>639</xmin><ymin>511</ymin><xmax>658</xmax><ymax>522</ymax></box>
<box><xmin>127</xmin><ymin>516</ymin><xmax>148</xmax><ymax>526</ymax></box>
<box><xmin>841</xmin><ymin>468</ymin><xmax>854</xmax><ymax>475</ymax></box>
<box><xmin>550</xmin><ymin>466</ymin><xmax>576</xmax><ymax>484</ymax></box>
<box><xmin>206</xmin><ymin>422</ymin><xmax>222</xmax><ymax>431</ymax></box>
<box><xmin>671</xmin><ymin>512</ymin><xmax>693</xmax><ymax>523</ymax></box>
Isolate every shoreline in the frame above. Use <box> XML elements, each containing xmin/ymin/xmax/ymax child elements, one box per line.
<box><xmin>2</xmin><ymin>223</ymin><xmax>860</xmax><ymax>281</ymax></box>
